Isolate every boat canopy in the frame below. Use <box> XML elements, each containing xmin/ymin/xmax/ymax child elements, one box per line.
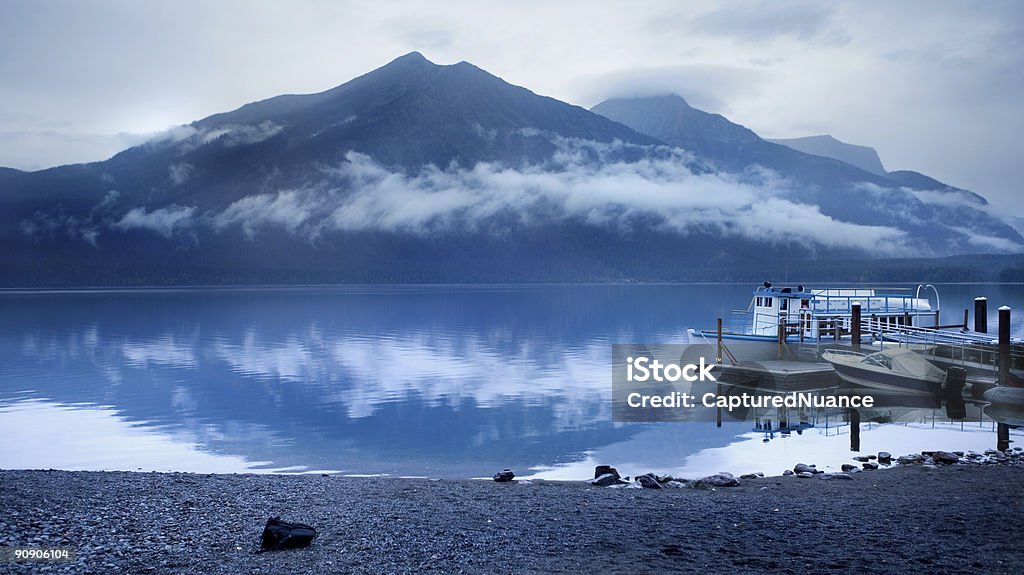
<box><xmin>860</xmin><ymin>348</ymin><xmax>945</xmax><ymax>380</ymax></box>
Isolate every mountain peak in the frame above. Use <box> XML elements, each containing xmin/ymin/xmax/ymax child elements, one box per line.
<box><xmin>377</xmin><ymin>51</ymin><xmax>438</xmax><ymax>72</ymax></box>
<box><xmin>603</xmin><ymin>93</ymin><xmax>692</xmax><ymax>109</ymax></box>
<box><xmin>591</xmin><ymin>94</ymin><xmax>757</xmax><ymax>152</ymax></box>
<box><xmin>390</xmin><ymin>51</ymin><xmax>432</xmax><ymax>64</ymax></box>
<box><xmin>766</xmin><ymin>134</ymin><xmax>887</xmax><ymax>176</ymax></box>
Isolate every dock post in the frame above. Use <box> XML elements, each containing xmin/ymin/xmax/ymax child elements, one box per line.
<box><xmin>998</xmin><ymin>423</ymin><xmax>1010</xmax><ymax>452</ymax></box>
<box><xmin>778</xmin><ymin>324</ymin><xmax>784</xmax><ymax>360</ymax></box>
<box><xmin>717</xmin><ymin>318</ymin><xmax>723</xmax><ymax>364</ymax></box>
<box><xmin>851</xmin><ymin>302</ymin><xmax>861</xmax><ymax>351</ymax></box>
<box><xmin>999</xmin><ymin>306</ymin><xmax>1011</xmax><ymax>386</ymax></box>
<box><xmin>716</xmin><ymin>383</ymin><xmax>722</xmax><ymax>428</ymax></box>
<box><xmin>975</xmin><ymin>297</ymin><xmax>988</xmax><ymax>333</ymax></box>
<box><xmin>934</xmin><ymin>310</ymin><xmax>940</xmax><ymax>328</ymax></box>
<box><xmin>849</xmin><ymin>409</ymin><xmax>861</xmax><ymax>452</ymax></box>
<box><xmin>963</xmin><ymin>309</ymin><xmax>969</xmax><ymax>330</ymax></box>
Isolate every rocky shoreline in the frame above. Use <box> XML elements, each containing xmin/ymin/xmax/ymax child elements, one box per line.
<box><xmin>582</xmin><ymin>447</ymin><xmax>1024</xmax><ymax>489</ymax></box>
<box><xmin>3</xmin><ymin>454</ymin><xmax>1024</xmax><ymax>574</ymax></box>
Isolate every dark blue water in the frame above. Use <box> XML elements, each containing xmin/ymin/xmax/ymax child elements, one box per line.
<box><xmin>1</xmin><ymin>284</ymin><xmax>1022</xmax><ymax>478</ymax></box>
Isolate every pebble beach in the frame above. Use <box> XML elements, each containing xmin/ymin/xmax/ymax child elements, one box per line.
<box><xmin>3</xmin><ymin>459</ymin><xmax>1024</xmax><ymax>574</ymax></box>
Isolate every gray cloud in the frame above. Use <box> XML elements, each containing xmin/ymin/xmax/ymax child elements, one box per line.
<box><xmin>198</xmin><ymin>121</ymin><xmax>283</xmax><ymax>148</ymax></box>
<box><xmin>20</xmin><ymin>210</ymin><xmax>100</xmax><ymax>247</ymax></box>
<box><xmin>169</xmin><ymin>163</ymin><xmax>194</xmax><ymax>185</ymax></box>
<box><xmin>213</xmin><ymin>189</ymin><xmax>319</xmax><ymax>240</ymax></box>
<box><xmin>685</xmin><ymin>1</ymin><xmax>841</xmax><ymax>43</ymax></box>
<box><xmin>146</xmin><ymin>122</ymin><xmax>283</xmax><ymax>156</ymax></box>
<box><xmin>113</xmin><ymin>205</ymin><xmax>196</xmax><ymax>238</ymax></box>
<box><xmin>571</xmin><ymin>65</ymin><xmax>772</xmax><ymax>112</ymax></box>
<box><xmin>0</xmin><ymin>130</ymin><xmax>151</xmax><ymax>171</ymax></box>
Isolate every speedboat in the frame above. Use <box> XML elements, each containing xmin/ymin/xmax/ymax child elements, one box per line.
<box><xmin>983</xmin><ymin>385</ymin><xmax>1024</xmax><ymax>408</ymax></box>
<box><xmin>821</xmin><ymin>348</ymin><xmax>945</xmax><ymax>395</ymax></box>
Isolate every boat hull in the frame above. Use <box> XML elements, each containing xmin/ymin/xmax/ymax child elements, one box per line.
<box><xmin>983</xmin><ymin>386</ymin><xmax>1024</xmax><ymax>407</ymax></box>
<box><xmin>828</xmin><ymin>362</ymin><xmax>941</xmax><ymax>396</ymax></box>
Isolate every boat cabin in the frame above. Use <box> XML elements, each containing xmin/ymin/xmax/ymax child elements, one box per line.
<box><xmin>749</xmin><ymin>283</ymin><xmax>935</xmax><ymax>341</ymax></box>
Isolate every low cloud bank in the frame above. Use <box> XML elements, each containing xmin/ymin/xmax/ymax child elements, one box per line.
<box><xmin>213</xmin><ymin>139</ymin><xmax>910</xmax><ymax>252</ymax></box>
<box><xmin>21</xmin><ymin>136</ymin><xmax>931</xmax><ymax>254</ymax></box>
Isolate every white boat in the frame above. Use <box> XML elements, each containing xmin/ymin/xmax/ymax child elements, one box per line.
<box><xmin>821</xmin><ymin>348</ymin><xmax>946</xmax><ymax>395</ymax></box>
<box><xmin>687</xmin><ymin>283</ymin><xmax>938</xmax><ymax>359</ymax></box>
<box><xmin>983</xmin><ymin>385</ymin><xmax>1024</xmax><ymax>408</ymax></box>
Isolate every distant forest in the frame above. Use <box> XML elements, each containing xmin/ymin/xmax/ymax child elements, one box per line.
<box><xmin>2</xmin><ymin>249</ymin><xmax>1022</xmax><ymax>287</ymax></box>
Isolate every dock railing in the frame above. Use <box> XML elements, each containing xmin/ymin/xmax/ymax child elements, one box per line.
<box><xmin>859</xmin><ymin>319</ymin><xmax>1024</xmax><ymax>376</ymax></box>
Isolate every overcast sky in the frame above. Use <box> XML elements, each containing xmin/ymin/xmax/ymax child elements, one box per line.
<box><xmin>2</xmin><ymin>0</ymin><xmax>1021</xmax><ymax>214</ymax></box>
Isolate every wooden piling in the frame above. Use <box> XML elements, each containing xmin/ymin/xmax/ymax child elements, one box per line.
<box><xmin>999</xmin><ymin>306</ymin><xmax>1011</xmax><ymax>386</ymax></box>
<box><xmin>715</xmin><ymin>383</ymin><xmax>722</xmax><ymax>428</ymax></box>
<box><xmin>850</xmin><ymin>409</ymin><xmax>861</xmax><ymax>452</ymax></box>
<box><xmin>998</xmin><ymin>423</ymin><xmax>1010</xmax><ymax>452</ymax></box>
<box><xmin>975</xmin><ymin>297</ymin><xmax>987</xmax><ymax>333</ymax></box>
<box><xmin>851</xmin><ymin>302</ymin><xmax>861</xmax><ymax>351</ymax></box>
<box><xmin>716</xmin><ymin>318</ymin><xmax>723</xmax><ymax>364</ymax></box>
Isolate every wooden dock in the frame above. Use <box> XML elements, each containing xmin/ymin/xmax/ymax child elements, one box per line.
<box><xmin>717</xmin><ymin>360</ymin><xmax>838</xmax><ymax>391</ymax></box>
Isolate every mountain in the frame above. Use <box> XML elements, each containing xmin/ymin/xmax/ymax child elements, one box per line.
<box><xmin>591</xmin><ymin>95</ymin><xmax>1021</xmax><ymax>252</ymax></box>
<box><xmin>766</xmin><ymin>134</ymin><xmax>887</xmax><ymax>176</ymax></box>
<box><xmin>11</xmin><ymin>52</ymin><xmax>656</xmax><ymax>219</ymax></box>
<box><xmin>590</xmin><ymin>95</ymin><xmax>890</xmax><ymax>185</ymax></box>
<box><xmin>0</xmin><ymin>54</ymin><xmax>1020</xmax><ymax>286</ymax></box>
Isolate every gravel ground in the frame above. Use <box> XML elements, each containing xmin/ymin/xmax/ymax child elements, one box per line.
<box><xmin>2</xmin><ymin>464</ymin><xmax>1024</xmax><ymax>574</ymax></box>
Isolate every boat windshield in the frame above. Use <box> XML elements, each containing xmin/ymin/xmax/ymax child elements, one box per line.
<box><xmin>863</xmin><ymin>354</ymin><xmax>891</xmax><ymax>369</ymax></box>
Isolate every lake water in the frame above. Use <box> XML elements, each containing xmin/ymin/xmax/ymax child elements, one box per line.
<box><xmin>2</xmin><ymin>283</ymin><xmax>1023</xmax><ymax>479</ymax></box>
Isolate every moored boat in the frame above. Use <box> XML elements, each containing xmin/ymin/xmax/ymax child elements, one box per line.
<box><xmin>983</xmin><ymin>385</ymin><xmax>1024</xmax><ymax>408</ymax></box>
<box><xmin>822</xmin><ymin>347</ymin><xmax>946</xmax><ymax>395</ymax></box>
<box><xmin>688</xmin><ymin>283</ymin><xmax>936</xmax><ymax>345</ymax></box>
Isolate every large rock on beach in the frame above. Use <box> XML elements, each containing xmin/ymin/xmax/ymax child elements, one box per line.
<box><xmin>637</xmin><ymin>473</ymin><xmax>663</xmax><ymax>489</ymax></box>
<box><xmin>933</xmin><ymin>451</ymin><xmax>960</xmax><ymax>465</ymax></box>
<box><xmin>693</xmin><ymin>472</ymin><xmax>740</xmax><ymax>488</ymax></box>
<box><xmin>898</xmin><ymin>454</ymin><xmax>923</xmax><ymax>465</ymax></box>
<box><xmin>493</xmin><ymin>469</ymin><xmax>515</xmax><ymax>482</ymax></box>
<box><xmin>862</xmin><ymin>462</ymin><xmax>879</xmax><ymax>470</ymax></box>
<box><xmin>794</xmin><ymin>463</ymin><xmax>817</xmax><ymax>474</ymax></box>
<box><xmin>878</xmin><ymin>451</ymin><xmax>892</xmax><ymax>463</ymax></box>
<box><xmin>841</xmin><ymin>464</ymin><xmax>858</xmax><ymax>472</ymax></box>
<box><xmin>591</xmin><ymin>473</ymin><xmax>621</xmax><ymax>487</ymax></box>
<box><xmin>594</xmin><ymin>465</ymin><xmax>620</xmax><ymax>480</ymax></box>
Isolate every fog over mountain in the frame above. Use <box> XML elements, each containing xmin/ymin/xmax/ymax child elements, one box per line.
<box><xmin>0</xmin><ymin>53</ymin><xmax>1020</xmax><ymax>285</ymax></box>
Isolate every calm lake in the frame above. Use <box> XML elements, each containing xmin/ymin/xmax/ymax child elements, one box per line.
<box><xmin>2</xmin><ymin>283</ymin><xmax>1023</xmax><ymax>478</ymax></box>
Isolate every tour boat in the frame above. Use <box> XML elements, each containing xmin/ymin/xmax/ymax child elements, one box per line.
<box><xmin>687</xmin><ymin>283</ymin><xmax>938</xmax><ymax>358</ymax></box>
